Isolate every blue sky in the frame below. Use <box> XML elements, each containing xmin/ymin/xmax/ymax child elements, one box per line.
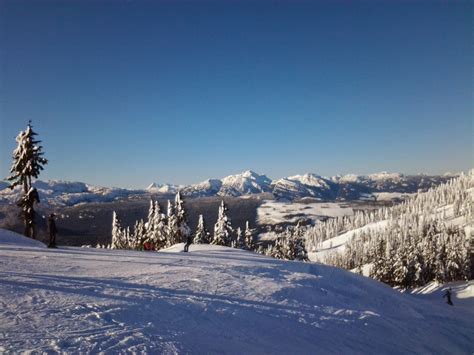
<box><xmin>1</xmin><ymin>0</ymin><xmax>472</xmax><ymax>188</ymax></box>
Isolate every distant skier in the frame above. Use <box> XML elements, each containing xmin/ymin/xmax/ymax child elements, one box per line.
<box><xmin>183</xmin><ymin>234</ymin><xmax>192</xmax><ymax>252</ymax></box>
<box><xmin>48</xmin><ymin>213</ymin><xmax>58</xmax><ymax>248</ymax></box>
<box><xmin>443</xmin><ymin>288</ymin><xmax>453</xmax><ymax>306</ymax></box>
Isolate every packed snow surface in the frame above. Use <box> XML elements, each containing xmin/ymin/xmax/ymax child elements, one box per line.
<box><xmin>1</xmin><ymin>229</ymin><xmax>473</xmax><ymax>354</ymax></box>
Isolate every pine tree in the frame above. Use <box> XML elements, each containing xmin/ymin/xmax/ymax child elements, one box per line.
<box><xmin>286</xmin><ymin>223</ymin><xmax>309</xmax><ymax>261</ymax></box>
<box><xmin>6</xmin><ymin>122</ymin><xmax>48</xmax><ymax>238</ymax></box>
<box><xmin>268</xmin><ymin>235</ymin><xmax>287</xmax><ymax>259</ymax></box>
<box><xmin>166</xmin><ymin>200</ymin><xmax>179</xmax><ymax>247</ymax></box>
<box><xmin>111</xmin><ymin>211</ymin><xmax>124</xmax><ymax>249</ymax></box>
<box><xmin>244</xmin><ymin>220</ymin><xmax>256</xmax><ymax>250</ymax></box>
<box><xmin>145</xmin><ymin>200</ymin><xmax>155</xmax><ymax>238</ymax></box>
<box><xmin>194</xmin><ymin>214</ymin><xmax>211</xmax><ymax>244</ymax></box>
<box><xmin>235</xmin><ymin>227</ymin><xmax>245</xmax><ymax>249</ymax></box>
<box><xmin>150</xmin><ymin>201</ymin><xmax>166</xmax><ymax>250</ymax></box>
<box><xmin>133</xmin><ymin>219</ymin><xmax>147</xmax><ymax>250</ymax></box>
<box><xmin>175</xmin><ymin>191</ymin><xmax>191</xmax><ymax>243</ymax></box>
<box><xmin>212</xmin><ymin>200</ymin><xmax>233</xmax><ymax>246</ymax></box>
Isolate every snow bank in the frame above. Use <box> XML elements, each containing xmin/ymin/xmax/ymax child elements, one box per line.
<box><xmin>0</xmin><ymin>228</ymin><xmax>46</xmax><ymax>248</ymax></box>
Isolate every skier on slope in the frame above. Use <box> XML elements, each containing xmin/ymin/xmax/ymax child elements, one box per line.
<box><xmin>48</xmin><ymin>213</ymin><xmax>58</xmax><ymax>248</ymax></box>
<box><xmin>183</xmin><ymin>233</ymin><xmax>193</xmax><ymax>252</ymax></box>
<box><xmin>443</xmin><ymin>288</ymin><xmax>453</xmax><ymax>306</ymax></box>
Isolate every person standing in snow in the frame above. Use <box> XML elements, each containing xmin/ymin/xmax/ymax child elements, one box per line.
<box><xmin>443</xmin><ymin>288</ymin><xmax>453</xmax><ymax>306</ymax></box>
<box><xmin>183</xmin><ymin>233</ymin><xmax>192</xmax><ymax>252</ymax></box>
<box><xmin>48</xmin><ymin>213</ymin><xmax>58</xmax><ymax>248</ymax></box>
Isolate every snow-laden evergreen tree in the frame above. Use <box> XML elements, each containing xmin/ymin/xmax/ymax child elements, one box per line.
<box><xmin>266</xmin><ymin>234</ymin><xmax>287</xmax><ymax>259</ymax></box>
<box><xmin>212</xmin><ymin>200</ymin><xmax>233</xmax><ymax>246</ymax></box>
<box><xmin>286</xmin><ymin>223</ymin><xmax>309</xmax><ymax>261</ymax></box>
<box><xmin>145</xmin><ymin>200</ymin><xmax>155</xmax><ymax>238</ymax></box>
<box><xmin>132</xmin><ymin>219</ymin><xmax>147</xmax><ymax>250</ymax></box>
<box><xmin>111</xmin><ymin>211</ymin><xmax>125</xmax><ymax>249</ymax></box>
<box><xmin>244</xmin><ymin>220</ymin><xmax>256</xmax><ymax>250</ymax></box>
<box><xmin>166</xmin><ymin>200</ymin><xmax>179</xmax><ymax>247</ymax></box>
<box><xmin>175</xmin><ymin>191</ymin><xmax>191</xmax><ymax>243</ymax></box>
<box><xmin>6</xmin><ymin>122</ymin><xmax>48</xmax><ymax>238</ymax></box>
<box><xmin>233</xmin><ymin>227</ymin><xmax>244</xmax><ymax>248</ymax></box>
<box><xmin>193</xmin><ymin>214</ymin><xmax>211</xmax><ymax>244</ymax></box>
<box><xmin>150</xmin><ymin>201</ymin><xmax>167</xmax><ymax>250</ymax></box>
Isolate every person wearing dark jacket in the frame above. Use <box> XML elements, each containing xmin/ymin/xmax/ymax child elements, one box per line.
<box><xmin>443</xmin><ymin>288</ymin><xmax>453</xmax><ymax>306</ymax></box>
<box><xmin>183</xmin><ymin>234</ymin><xmax>192</xmax><ymax>252</ymax></box>
<box><xmin>48</xmin><ymin>213</ymin><xmax>58</xmax><ymax>248</ymax></box>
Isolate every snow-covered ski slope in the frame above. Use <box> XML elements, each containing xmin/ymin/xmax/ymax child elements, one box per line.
<box><xmin>1</xmin><ymin>229</ymin><xmax>473</xmax><ymax>354</ymax></box>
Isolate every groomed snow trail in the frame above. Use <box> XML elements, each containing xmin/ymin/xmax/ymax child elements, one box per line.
<box><xmin>0</xmin><ymin>230</ymin><xmax>473</xmax><ymax>354</ymax></box>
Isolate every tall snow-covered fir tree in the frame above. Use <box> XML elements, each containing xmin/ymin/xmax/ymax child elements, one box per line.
<box><xmin>175</xmin><ymin>191</ymin><xmax>191</xmax><ymax>243</ymax></box>
<box><xmin>145</xmin><ymin>200</ymin><xmax>155</xmax><ymax>238</ymax></box>
<box><xmin>212</xmin><ymin>200</ymin><xmax>233</xmax><ymax>246</ymax></box>
<box><xmin>235</xmin><ymin>227</ymin><xmax>244</xmax><ymax>249</ymax></box>
<box><xmin>244</xmin><ymin>220</ymin><xmax>256</xmax><ymax>250</ymax></box>
<box><xmin>194</xmin><ymin>214</ymin><xmax>211</xmax><ymax>244</ymax></box>
<box><xmin>287</xmin><ymin>223</ymin><xmax>309</xmax><ymax>261</ymax></box>
<box><xmin>132</xmin><ymin>219</ymin><xmax>147</xmax><ymax>250</ymax></box>
<box><xmin>6</xmin><ymin>122</ymin><xmax>48</xmax><ymax>238</ymax></box>
<box><xmin>111</xmin><ymin>211</ymin><xmax>124</xmax><ymax>249</ymax></box>
<box><xmin>166</xmin><ymin>200</ymin><xmax>179</xmax><ymax>247</ymax></box>
<box><xmin>150</xmin><ymin>201</ymin><xmax>167</xmax><ymax>250</ymax></box>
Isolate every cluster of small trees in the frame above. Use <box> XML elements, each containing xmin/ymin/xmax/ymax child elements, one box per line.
<box><xmin>262</xmin><ymin>222</ymin><xmax>309</xmax><ymax>261</ymax></box>
<box><xmin>311</xmin><ymin>173</ymin><xmax>473</xmax><ymax>288</ymax></box>
<box><xmin>107</xmin><ymin>192</ymin><xmax>190</xmax><ymax>250</ymax></box>
<box><xmin>104</xmin><ymin>197</ymin><xmax>257</xmax><ymax>252</ymax></box>
<box><xmin>325</xmin><ymin>219</ymin><xmax>470</xmax><ymax>288</ymax></box>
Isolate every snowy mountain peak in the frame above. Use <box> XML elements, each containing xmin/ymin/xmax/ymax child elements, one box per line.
<box><xmin>287</xmin><ymin>173</ymin><xmax>328</xmax><ymax>187</ymax></box>
<box><xmin>337</xmin><ymin>174</ymin><xmax>362</xmax><ymax>183</ymax></box>
<box><xmin>219</xmin><ymin>170</ymin><xmax>272</xmax><ymax>196</ymax></box>
<box><xmin>146</xmin><ymin>182</ymin><xmax>159</xmax><ymax>190</ymax></box>
<box><xmin>367</xmin><ymin>172</ymin><xmax>403</xmax><ymax>181</ymax></box>
<box><xmin>181</xmin><ymin>179</ymin><xmax>223</xmax><ymax>197</ymax></box>
<box><xmin>222</xmin><ymin>170</ymin><xmax>269</xmax><ymax>182</ymax></box>
<box><xmin>147</xmin><ymin>183</ymin><xmax>179</xmax><ymax>194</ymax></box>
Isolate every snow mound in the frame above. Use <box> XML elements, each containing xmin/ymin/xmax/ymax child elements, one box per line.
<box><xmin>0</xmin><ymin>239</ymin><xmax>473</xmax><ymax>353</ymax></box>
<box><xmin>0</xmin><ymin>228</ymin><xmax>46</xmax><ymax>248</ymax></box>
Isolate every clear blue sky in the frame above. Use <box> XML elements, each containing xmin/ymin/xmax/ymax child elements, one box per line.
<box><xmin>1</xmin><ymin>0</ymin><xmax>472</xmax><ymax>188</ymax></box>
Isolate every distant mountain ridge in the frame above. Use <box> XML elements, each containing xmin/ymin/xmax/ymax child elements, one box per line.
<box><xmin>0</xmin><ymin>170</ymin><xmax>459</xmax><ymax>206</ymax></box>
<box><xmin>143</xmin><ymin>170</ymin><xmax>456</xmax><ymax>201</ymax></box>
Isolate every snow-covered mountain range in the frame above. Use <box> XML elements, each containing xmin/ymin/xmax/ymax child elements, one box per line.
<box><xmin>0</xmin><ymin>170</ymin><xmax>457</xmax><ymax>206</ymax></box>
